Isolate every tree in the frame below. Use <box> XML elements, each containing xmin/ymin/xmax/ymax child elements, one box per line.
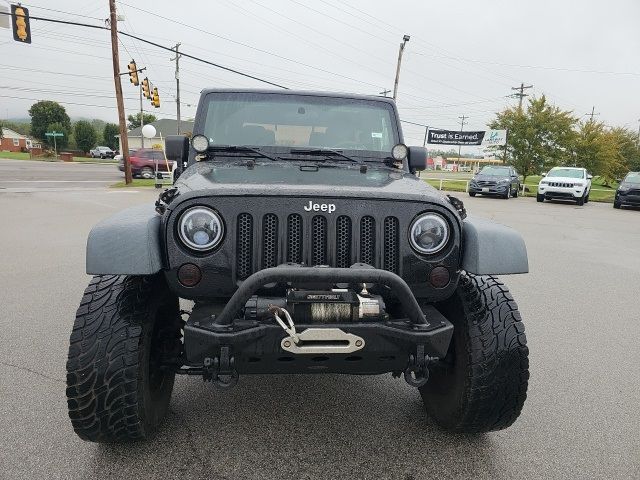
<box><xmin>610</xmin><ymin>127</ymin><xmax>640</xmax><ymax>173</ymax></box>
<box><xmin>28</xmin><ymin>100</ymin><xmax>71</xmax><ymax>143</ymax></box>
<box><xmin>103</xmin><ymin>123</ymin><xmax>120</xmax><ymax>151</ymax></box>
<box><xmin>489</xmin><ymin>96</ymin><xmax>577</xmax><ymax>183</ymax></box>
<box><xmin>127</xmin><ymin>112</ymin><xmax>157</xmax><ymax>129</ymax></box>
<box><xmin>74</xmin><ymin>121</ymin><xmax>98</xmax><ymax>153</ymax></box>
<box><xmin>45</xmin><ymin>122</ymin><xmax>70</xmax><ymax>150</ymax></box>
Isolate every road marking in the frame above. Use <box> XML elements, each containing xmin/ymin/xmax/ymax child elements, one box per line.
<box><xmin>0</xmin><ymin>180</ymin><xmax>111</xmax><ymax>183</ymax></box>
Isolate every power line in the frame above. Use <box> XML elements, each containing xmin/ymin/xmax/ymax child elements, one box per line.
<box><xmin>0</xmin><ymin>10</ymin><xmax>289</xmax><ymax>89</ymax></box>
<box><xmin>116</xmin><ymin>1</ymin><xmax>384</xmax><ymax>90</ymax></box>
<box><xmin>585</xmin><ymin>106</ymin><xmax>600</xmax><ymax>122</ymax></box>
<box><xmin>511</xmin><ymin>83</ymin><xmax>534</xmax><ymax>111</ymax></box>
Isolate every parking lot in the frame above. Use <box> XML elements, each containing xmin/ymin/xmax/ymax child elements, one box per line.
<box><xmin>0</xmin><ymin>162</ymin><xmax>639</xmax><ymax>480</ymax></box>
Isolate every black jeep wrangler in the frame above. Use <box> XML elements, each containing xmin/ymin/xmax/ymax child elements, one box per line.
<box><xmin>66</xmin><ymin>90</ymin><xmax>529</xmax><ymax>442</ymax></box>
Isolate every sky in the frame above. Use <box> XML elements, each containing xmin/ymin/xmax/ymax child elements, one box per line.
<box><xmin>1</xmin><ymin>0</ymin><xmax>639</xmax><ymax>154</ymax></box>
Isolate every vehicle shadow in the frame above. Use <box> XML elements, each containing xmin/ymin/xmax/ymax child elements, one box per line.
<box><xmin>92</xmin><ymin>374</ymin><xmax>503</xmax><ymax>480</ymax></box>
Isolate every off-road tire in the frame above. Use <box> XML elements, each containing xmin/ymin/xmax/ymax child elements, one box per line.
<box><xmin>576</xmin><ymin>195</ymin><xmax>585</xmax><ymax>206</ymax></box>
<box><xmin>512</xmin><ymin>186</ymin><xmax>519</xmax><ymax>198</ymax></box>
<box><xmin>469</xmin><ymin>192</ymin><xmax>476</xmax><ymax>197</ymax></box>
<box><xmin>536</xmin><ymin>193</ymin><xmax>544</xmax><ymax>202</ymax></box>
<box><xmin>419</xmin><ymin>274</ymin><xmax>529</xmax><ymax>433</ymax></box>
<box><xmin>613</xmin><ymin>201</ymin><xmax>621</xmax><ymax>209</ymax></box>
<box><xmin>584</xmin><ymin>192</ymin><xmax>589</xmax><ymax>203</ymax></box>
<box><xmin>66</xmin><ymin>274</ymin><xmax>181</xmax><ymax>442</ymax></box>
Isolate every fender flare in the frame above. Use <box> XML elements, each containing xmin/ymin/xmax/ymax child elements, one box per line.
<box><xmin>86</xmin><ymin>204</ymin><xmax>163</xmax><ymax>275</ymax></box>
<box><xmin>461</xmin><ymin>216</ymin><xmax>528</xmax><ymax>275</ymax></box>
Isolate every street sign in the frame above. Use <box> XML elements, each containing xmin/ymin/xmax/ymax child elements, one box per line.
<box><xmin>45</xmin><ymin>132</ymin><xmax>64</xmax><ymax>159</ymax></box>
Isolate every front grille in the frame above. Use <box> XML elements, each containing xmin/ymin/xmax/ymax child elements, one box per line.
<box><xmin>477</xmin><ymin>180</ymin><xmax>497</xmax><ymax>187</ymax></box>
<box><xmin>336</xmin><ymin>216</ymin><xmax>352</xmax><ymax>268</ymax></box>
<box><xmin>383</xmin><ymin>217</ymin><xmax>399</xmax><ymax>273</ymax></box>
<box><xmin>234</xmin><ymin>211</ymin><xmax>401</xmax><ymax>279</ymax></box>
<box><xmin>287</xmin><ymin>214</ymin><xmax>303</xmax><ymax>263</ymax></box>
<box><xmin>262</xmin><ymin>214</ymin><xmax>278</xmax><ymax>269</ymax></box>
<box><xmin>548</xmin><ymin>182</ymin><xmax>574</xmax><ymax>188</ymax></box>
<box><xmin>360</xmin><ymin>216</ymin><xmax>375</xmax><ymax>265</ymax></box>
<box><xmin>312</xmin><ymin>216</ymin><xmax>328</xmax><ymax>265</ymax></box>
<box><xmin>236</xmin><ymin>213</ymin><xmax>253</xmax><ymax>280</ymax></box>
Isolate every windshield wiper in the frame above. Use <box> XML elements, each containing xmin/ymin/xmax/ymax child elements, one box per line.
<box><xmin>289</xmin><ymin>148</ymin><xmax>363</xmax><ymax>164</ymax></box>
<box><xmin>206</xmin><ymin>145</ymin><xmax>281</xmax><ymax>162</ymax></box>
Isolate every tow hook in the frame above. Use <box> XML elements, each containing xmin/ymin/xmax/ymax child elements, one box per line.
<box><xmin>403</xmin><ymin>345</ymin><xmax>437</xmax><ymax>387</ymax></box>
<box><xmin>203</xmin><ymin>346</ymin><xmax>239</xmax><ymax>390</ymax></box>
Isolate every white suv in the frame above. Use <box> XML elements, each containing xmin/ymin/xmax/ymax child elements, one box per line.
<box><xmin>537</xmin><ymin>167</ymin><xmax>592</xmax><ymax>206</ymax></box>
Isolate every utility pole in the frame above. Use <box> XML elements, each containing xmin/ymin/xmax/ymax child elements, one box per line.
<box><xmin>380</xmin><ymin>89</ymin><xmax>391</xmax><ymax>97</ymax></box>
<box><xmin>457</xmin><ymin>115</ymin><xmax>467</xmax><ymax>165</ymax></box>
<box><xmin>637</xmin><ymin>119</ymin><xmax>640</xmax><ymax>146</ymax></box>
<box><xmin>511</xmin><ymin>82</ymin><xmax>533</xmax><ymax>111</ymax></box>
<box><xmin>108</xmin><ymin>0</ymin><xmax>131</xmax><ymax>184</ymax></box>
<box><xmin>139</xmin><ymin>82</ymin><xmax>144</xmax><ymax>148</ymax></box>
<box><xmin>171</xmin><ymin>43</ymin><xmax>181</xmax><ymax>134</ymax></box>
<box><xmin>422</xmin><ymin>125</ymin><xmax>429</xmax><ymax>147</ymax></box>
<box><xmin>585</xmin><ymin>106</ymin><xmax>600</xmax><ymax>123</ymax></box>
<box><xmin>392</xmin><ymin>34</ymin><xmax>410</xmax><ymax>101</ymax></box>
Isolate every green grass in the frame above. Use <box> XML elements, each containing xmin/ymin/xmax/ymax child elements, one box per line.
<box><xmin>424</xmin><ymin>174</ymin><xmax>618</xmax><ymax>203</ymax></box>
<box><xmin>110</xmin><ymin>179</ymin><xmax>158</xmax><ymax>188</ymax></box>
<box><xmin>0</xmin><ymin>152</ymin><xmax>32</xmax><ymax>160</ymax></box>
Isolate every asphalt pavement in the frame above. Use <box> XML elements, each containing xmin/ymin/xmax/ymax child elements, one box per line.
<box><xmin>0</xmin><ymin>158</ymin><xmax>122</xmax><ymax>191</ymax></box>
<box><xmin>0</xmin><ymin>161</ymin><xmax>639</xmax><ymax>479</ymax></box>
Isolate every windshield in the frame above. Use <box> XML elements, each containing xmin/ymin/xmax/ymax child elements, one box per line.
<box><xmin>547</xmin><ymin>168</ymin><xmax>584</xmax><ymax>179</ymax></box>
<box><xmin>200</xmin><ymin>93</ymin><xmax>398</xmax><ymax>155</ymax></box>
<box><xmin>623</xmin><ymin>172</ymin><xmax>640</xmax><ymax>184</ymax></box>
<box><xmin>479</xmin><ymin>166</ymin><xmax>511</xmax><ymax>176</ymax></box>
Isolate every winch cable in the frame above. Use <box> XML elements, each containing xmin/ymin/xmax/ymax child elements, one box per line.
<box><xmin>269</xmin><ymin>306</ymin><xmax>300</xmax><ymax>344</ymax></box>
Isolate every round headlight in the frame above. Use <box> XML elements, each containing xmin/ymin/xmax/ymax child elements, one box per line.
<box><xmin>391</xmin><ymin>143</ymin><xmax>408</xmax><ymax>161</ymax></box>
<box><xmin>191</xmin><ymin>134</ymin><xmax>209</xmax><ymax>153</ymax></box>
<box><xmin>178</xmin><ymin>207</ymin><xmax>224</xmax><ymax>251</ymax></box>
<box><xmin>409</xmin><ymin>213</ymin><xmax>449</xmax><ymax>255</ymax></box>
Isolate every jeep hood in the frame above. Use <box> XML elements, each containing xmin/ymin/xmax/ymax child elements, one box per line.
<box><xmin>174</xmin><ymin>160</ymin><xmax>448</xmax><ymax>204</ymax></box>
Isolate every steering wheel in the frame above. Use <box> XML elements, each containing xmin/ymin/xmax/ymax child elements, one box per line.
<box><xmin>333</xmin><ymin>140</ymin><xmax>368</xmax><ymax>150</ymax></box>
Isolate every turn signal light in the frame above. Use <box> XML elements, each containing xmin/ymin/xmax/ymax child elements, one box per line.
<box><xmin>178</xmin><ymin>263</ymin><xmax>202</xmax><ymax>287</ymax></box>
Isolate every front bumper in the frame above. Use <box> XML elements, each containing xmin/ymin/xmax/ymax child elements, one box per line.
<box><xmin>182</xmin><ymin>266</ymin><xmax>454</xmax><ymax>375</ymax></box>
<box><xmin>469</xmin><ymin>183</ymin><xmax>509</xmax><ymax>195</ymax></box>
<box><xmin>538</xmin><ymin>185</ymin><xmax>585</xmax><ymax>199</ymax></box>
<box><xmin>616</xmin><ymin>191</ymin><xmax>640</xmax><ymax>206</ymax></box>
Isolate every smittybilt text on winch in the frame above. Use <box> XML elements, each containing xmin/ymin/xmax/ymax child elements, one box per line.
<box><xmin>66</xmin><ymin>89</ymin><xmax>530</xmax><ymax>442</ymax></box>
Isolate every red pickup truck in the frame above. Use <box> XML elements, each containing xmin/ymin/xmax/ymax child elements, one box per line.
<box><xmin>118</xmin><ymin>149</ymin><xmax>175</xmax><ymax>178</ymax></box>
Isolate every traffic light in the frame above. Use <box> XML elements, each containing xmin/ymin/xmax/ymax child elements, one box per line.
<box><xmin>127</xmin><ymin>60</ymin><xmax>139</xmax><ymax>86</ymax></box>
<box><xmin>141</xmin><ymin>78</ymin><xmax>151</xmax><ymax>99</ymax></box>
<box><xmin>151</xmin><ymin>87</ymin><xmax>160</xmax><ymax>108</ymax></box>
<box><xmin>11</xmin><ymin>4</ymin><xmax>31</xmax><ymax>44</ymax></box>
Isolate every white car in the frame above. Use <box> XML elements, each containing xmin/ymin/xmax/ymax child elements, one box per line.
<box><xmin>537</xmin><ymin>167</ymin><xmax>592</xmax><ymax>205</ymax></box>
<box><xmin>89</xmin><ymin>146</ymin><xmax>115</xmax><ymax>159</ymax></box>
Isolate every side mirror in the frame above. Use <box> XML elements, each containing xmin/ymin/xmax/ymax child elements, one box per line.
<box><xmin>541</xmin><ymin>172</ymin><xmax>547</xmax><ymax>177</ymax></box>
<box><xmin>587</xmin><ymin>174</ymin><xmax>593</xmax><ymax>180</ymax></box>
<box><xmin>407</xmin><ymin>146</ymin><xmax>427</xmax><ymax>172</ymax></box>
<box><xmin>165</xmin><ymin>135</ymin><xmax>189</xmax><ymax>175</ymax></box>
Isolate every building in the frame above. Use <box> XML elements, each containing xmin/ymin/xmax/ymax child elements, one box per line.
<box><xmin>118</xmin><ymin>119</ymin><xmax>194</xmax><ymax>152</ymax></box>
<box><xmin>0</xmin><ymin>127</ymin><xmax>32</xmax><ymax>152</ymax></box>
<box><xmin>444</xmin><ymin>156</ymin><xmax>504</xmax><ymax>172</ymax></box>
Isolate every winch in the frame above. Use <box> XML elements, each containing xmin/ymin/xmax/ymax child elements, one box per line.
<box><xmin>243</xmin><ymin>288</ymin><xmax>387</xmax><ymax>323</ymax></box>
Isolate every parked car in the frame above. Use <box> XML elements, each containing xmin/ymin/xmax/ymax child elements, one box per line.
<box><xmin>537</xmin><ymin>167</ymin><xmax>592</xmax><ymax>205</ymax></box>
<box><xmin>468</xmin><ymin>165</ymin><xmax>520</xmax><ymax>199</ymax></box>
<box><xmin>89</xmin><ymin>146</ymin><xmax>115</xmax><ymax>159</ymax></box>
<box><xmin>614</xmin><ymin>171</ymin><xmax>640</xmax><ymax>209</ymax></box>
<box><xmin>118</xmin><ymin>148</ymin><xmax>175</xmax><ymax>178</ymax></box>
